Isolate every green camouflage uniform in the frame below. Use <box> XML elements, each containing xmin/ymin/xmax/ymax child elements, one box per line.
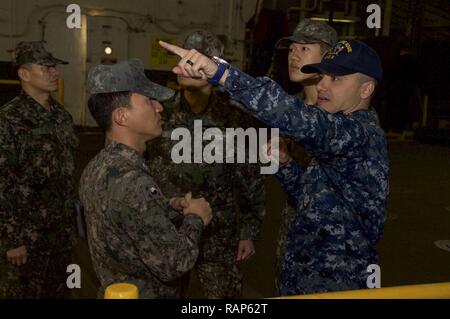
<box><xmin>0</xmin><ymin>93</ymin><xmax>78</xmax><ymax>298</ymax></box>
<box><xmin>80</xmin><ymin>58</ymin><xmax>203</xmax><ymax>298</ymax></box>
<box><xmin>0</xmin><ymin>41</ymin><xmax>76</xmax><ymax>299</ymax></box>
<box><xmin>147</xmin><ymin>90</ymin><xmax>266</xmax><ymax>298</ymax></box>
<box><xmin>79</xmin><ymin>139</ymin><xmax>204</xmax><ymax>298</ymax></box>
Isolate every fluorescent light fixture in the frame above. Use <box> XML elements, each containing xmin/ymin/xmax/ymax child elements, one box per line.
<box><xmin>311</xmin><ymin>17</ymin><xmax>357</xmax><ymax>23</ymax></box>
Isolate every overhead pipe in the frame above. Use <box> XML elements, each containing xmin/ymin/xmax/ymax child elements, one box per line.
<box><xmin>287</xmin><ymin>0</ymin><xmax>318</xmax><ymax>15</ymax></box>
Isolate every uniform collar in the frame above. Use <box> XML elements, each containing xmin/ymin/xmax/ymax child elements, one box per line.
<box><xmin>19</xmin><ymin>90</ymin><xmax>59</xmax><ymax>110</ymax></box>
<box><xmin>179</xmin><ymin>89</ymin><xmax>218</xmax><ymax>116</ymax></box>
<box><xmin>104</xmin><ymin>139</ymin><xmax>149</xmax><ymax>172</ymax></box>
<box><xmin>348</xmin><ymin>108</ymin><xmax>376</xmax><ymax>119</ymax></box>
<box><xmin>18</xmin><ymin>91</ymin><xmax>63</xmax><ymax>122</ymax></box>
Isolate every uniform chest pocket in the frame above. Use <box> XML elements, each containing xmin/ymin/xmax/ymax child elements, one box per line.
<box><xmin>54</xmin><ymin>121</ymin><xmax>79</xmax><ymax>150</ymax></box>
<box><xmin>19</xmin><ymin>128</ymin><xmax>63</xmax><ymax>180</ymax></box>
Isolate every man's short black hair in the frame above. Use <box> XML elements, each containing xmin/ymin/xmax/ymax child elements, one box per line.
<box><xmin>87</xmin><ymin>91</ymin><xmax>132</xmax><ymax>131</ymax></box>
<box><xmin>319</xmin><ymin>42</ymin><xmax>332</xmax><ymax>55</ymax></box>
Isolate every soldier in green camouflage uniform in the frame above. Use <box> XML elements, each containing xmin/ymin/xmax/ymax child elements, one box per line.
<box><xmin>0</xmin><ymin>41</ymin><xmax>78</xmax><ymax>298</ymax></box>
<box><xmin>79</xmin><ymin>59</ymin><xmax>212</xmax><ymax>298</ymax></box>
<box><xmin>272</xmin><ymin>20</ymin><xmax>337</xmax><ymax>293</ymax></box>
<box><xmin>147</xmin><ymin>31</ymin><xmax>266</xmax><ymax>299</ymax></box>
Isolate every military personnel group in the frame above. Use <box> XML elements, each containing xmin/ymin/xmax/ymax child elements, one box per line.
<box><xmin>0</xmin><ymin>19</ymin><xmax>388</xmax><ymax>298</ymax></box>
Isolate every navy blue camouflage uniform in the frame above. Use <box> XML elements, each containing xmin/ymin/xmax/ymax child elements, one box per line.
<box><xmin>221</xmin><ymin>66</ymin><xmax>389</xmax><ymax>295</ymax></box>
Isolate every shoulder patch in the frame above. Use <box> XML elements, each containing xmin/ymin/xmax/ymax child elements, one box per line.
<box><xmin>142</xmin><ymin>184</ymin><xmax>163</xmax><ymax>202</ymax></box>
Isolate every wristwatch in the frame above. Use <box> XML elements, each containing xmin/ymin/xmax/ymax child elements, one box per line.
<box><xmin>208</xmin><ymin>56</ymin><xmax>230</xmax><ymax>86</ymax></box>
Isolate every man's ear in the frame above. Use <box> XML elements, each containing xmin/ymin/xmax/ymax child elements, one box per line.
<box><xmin>360</xmin><ymin>81</ymin><xmax>376</xmax><ymax>100</ymax></box>
<box><xmin>17</xmin><ymin>67</ymin><xmax>30</xmax><ymax>82</ymax></box>
<box><xmin>111</xmin><ymin>107</ymin><xmax>129</xmax><ymax>127</ymax></box>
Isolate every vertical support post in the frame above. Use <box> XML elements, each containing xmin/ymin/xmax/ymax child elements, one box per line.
<box><xmin>58</xmin><ymin>78</ymin><xmax>64</xmax><ymax>105</ymax></box>
<box><xmin>422</xmin><ymin>95</ymin><xmax>428</xmax><ymax>127</ymax></box>
<box><xmin>383</xmin><ymin>0</ymin><xmax>392</xmax><ymax>36</ymax></box>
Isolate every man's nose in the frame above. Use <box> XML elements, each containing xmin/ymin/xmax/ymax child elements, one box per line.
<box><xmin>155</xmin><ymin>101</ymin><xmax>164</xmax><ymax>112</ymax></box>
<box><xmin>289</xmin><ymin>52</ymin><xmax>300</xmax><ymax>62</ymax></box>
<box><xmin>317</xmin><ymin>75</ymin><xmax>329</xmax><ymax>93</ymax></box>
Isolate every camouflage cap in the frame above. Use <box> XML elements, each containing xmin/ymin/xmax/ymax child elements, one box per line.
<box><xmin>13</xmin><ymin>41</ymin><xmax>68</xmax><ymax>67</ymax></box>
<box><xmin>87</xmin><ymin>58</ymin><xmax>174</xmax><ymax>102</ymax></box>
<box><xmin>276</xmin><ymin>19</ymin><xmax>338</xmax><ymax>49</ymax></box>
<box><xmin>183</xmin><ymin>30</ymin><xmax>224</xmax><ymax>58</ymax></box>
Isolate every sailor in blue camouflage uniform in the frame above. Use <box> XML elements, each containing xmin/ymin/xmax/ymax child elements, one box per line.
<box><xmin>159</xmin><ymin>39</ymin><xmax>389</xmax><ymax>296</ymax></box>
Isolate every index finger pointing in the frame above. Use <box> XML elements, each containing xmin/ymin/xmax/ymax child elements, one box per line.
<box><xmin>159</xmin><ymin>40</ymin><xmax>188</xmax><ymax>58</ymax></box>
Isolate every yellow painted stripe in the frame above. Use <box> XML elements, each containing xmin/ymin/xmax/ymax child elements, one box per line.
<box><xmin>278</xmin><ymin>282</ymin><xmax>450</xmax><ymax>299</ymax></box>
<box><xmin>0</xmin><ymin>79</ymin><xmax>20</xmax><ymax>85</ymax></box>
